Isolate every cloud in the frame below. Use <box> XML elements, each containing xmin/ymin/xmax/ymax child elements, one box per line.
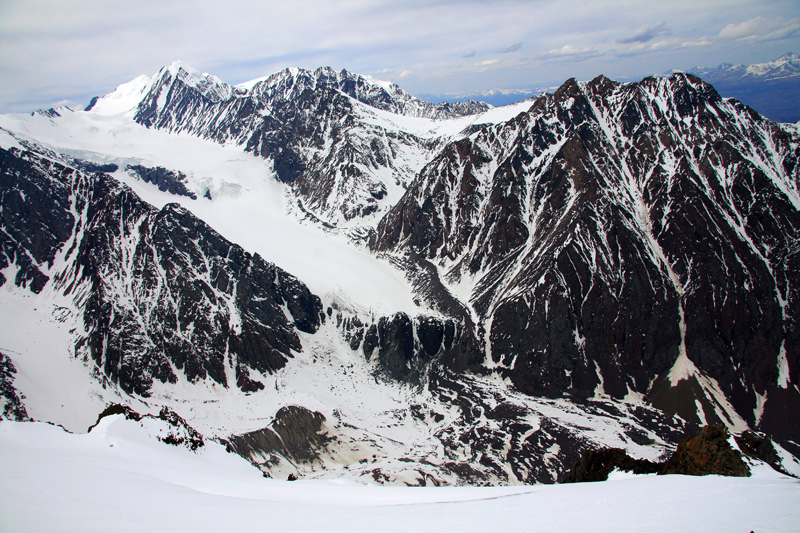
<box><xmin>717</xmin><ymin>16</ymin><xmax>800</xmax><ymax>42</ymax></box>
<box><xmin>472</xmin><ymin>58</ymin><xmax>500</xmax><ymax>73</ymax></box>
<box><xmin>618</xmin><ymin>22</ymin><xmax>670</xmax><ymax>44</ymax></box>
<box><xmin>399</xmin><ymin>70</ymin><xmax>412</xmax><ymax>78</ymax></box>
<box><xmin>680</xmin><ymin>39</ymin><xmax>713</xmax><ymax>48</ymax></box>
<box><xmin>462</xmin><ymin>50</ymin><xmax>477</xmax><ymax>58</ymax></box>
<box><xmin>498</xmin><ymin>42</ymin><xmax>523</xmax><ymax>53</ymax></box>
<box><xmin>673</xmin><ymin>16</ymin><xmax>800</xmax><ymax>50</ymax></box>
<box><xmin>542</xmin><ymin>45</ymin><xmax>597</xmax><ymax>60</ymax></box>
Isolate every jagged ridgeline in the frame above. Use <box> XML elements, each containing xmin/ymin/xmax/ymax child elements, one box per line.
<box><xmin>1</xmin><ymin>60</ymin><xmax>799</xmax><ymax>483</ymax></box>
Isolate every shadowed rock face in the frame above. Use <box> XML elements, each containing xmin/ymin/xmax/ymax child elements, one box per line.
<box><xmin>126</xmin><ymin>164</ymin><xmax>196</xmax><ymax>199</ymax></box>
<box><xmin>0</xmin><ymin>352</ymin><xmax>30</xmax><ymax>422</ymax></box>
<box><xmin>561</xmin><ymin>448</ymin><xmax>662</xmax><ymax>483</ymax></box>
<box><xmin>372</xmin><ymin>74</ymin><xmax>800</xmax><ymax>444</ymax></box>
<box><xmin>0</xmin><ymin>147</ymin><xmax>324</xmax><ymax>396</ymax></box>
<box><xmin>336</xmin><ymin>308</ymin><xmax>478</xmax><ymax>383</ymax></box>
<box><xmin>661</xmin><ymin>424</ymin><xmax>750</xmax><ymax>477</ymax></box>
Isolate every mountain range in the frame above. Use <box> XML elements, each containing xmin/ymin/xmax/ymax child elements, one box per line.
<box><xmin>1</xmin><ymin>60</ymin><xmax>799</xmax><ymax>485</ymax></box>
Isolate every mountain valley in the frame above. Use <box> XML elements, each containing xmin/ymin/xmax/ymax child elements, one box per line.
<box><xmin>1</xmin><ymin>60</ymin><xmax>799</xmax><ymax>486</ymax></box>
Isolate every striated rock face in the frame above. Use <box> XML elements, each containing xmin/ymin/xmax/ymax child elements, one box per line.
<box><xmin>372</xmin><ymin>73</ymin><xmax>800</xmax><ymax>444</ymax></box>
<box><xmin>0</xmin><ymin>146</ymin><xmax>324</xmax><ymax>396</ymax></box>
<box><xmin>561</xmin><ymin>448</ymin><xmax>661</xmax><ymax>483</ymax></box>
<box><xmin>336</xmin><ymin>308</ymin><xmax>480</xmax><ymax>382</ymax></box>
<box><xmin>126</xmin><ymin>164</ymin><xmax>196</xmax><ymax>199</ymax></box>
<box><xmin>735</xmin><ymin>430</ymin><xmax>793</xmax><ymax>476</ymax></box>
<box><xmin>225</xmin><ymin>406</ymin><xmax>331</xmax><ymax>475</ymax></box>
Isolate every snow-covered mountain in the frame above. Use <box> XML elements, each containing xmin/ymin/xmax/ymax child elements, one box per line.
<box><xmin>1</xmin><ymin>61</ymin><xmax>799</xmax><ymax>487</ymax></box>
<box><xmin>372</xmin><ymin>73</ymin><xmax>800</xmax><ymax>447</ymax></box>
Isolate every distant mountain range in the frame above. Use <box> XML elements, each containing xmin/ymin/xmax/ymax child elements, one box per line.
<box><xmin>417</xmin><ymin>88</ymin><xmax>550</xmax><ymax>108</ymax></box>
<box><xmin>668</xmin><ymin>52</ymin><xmax>800</xmax><ymax>123</ymax></box>
<box><xmin>676</xmin><ymin>52</ymin><xmax>800</xmax><ymax>84</ymax></box>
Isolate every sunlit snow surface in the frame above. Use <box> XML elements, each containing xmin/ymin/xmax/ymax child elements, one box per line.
<box><xmin>1</xmin><ymin>417</ymin><xmax>799</xmax><ymax>533</ymax></box>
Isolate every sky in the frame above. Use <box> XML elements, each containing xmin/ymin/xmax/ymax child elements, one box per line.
<box><xmin>0</xmin><ymin>0</ymin><xmax>799</xmax><ymax>113</ymax></box>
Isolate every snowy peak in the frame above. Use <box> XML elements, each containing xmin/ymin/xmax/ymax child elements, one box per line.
<box><xmin>90</xmin><ymin>61</ymin><xmax>488</xmax><ymax>125</ymax></box>
<box><xmin>85</xmin><ymin>61</ymin><xmax>236</xmax><ymax>118</ymax></box>
<box><xmin>85</xmin><ymin>74</ymin><xmax>152</xmax><ymax>115</ymax></box>
<box><xmin>153</xmin><ymin>60</ymin><xmax>238</xmax><ymax>102</ymax></box>
<box><xmin>246</xmin><ymin>65</ymin><xmax>489</xmax><ymax>119</ymax></box>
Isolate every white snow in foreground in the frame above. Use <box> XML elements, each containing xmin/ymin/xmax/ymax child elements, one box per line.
<box><xmin>1</xmin><ymin>418</ymin><xmax>799</xmax><ymax>533</ymax></box>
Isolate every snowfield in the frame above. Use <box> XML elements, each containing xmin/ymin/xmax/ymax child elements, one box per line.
<box><xmin>1</xmin><ymin>416</ymin><xmax>799</xmax><ymax>532</ymax></box>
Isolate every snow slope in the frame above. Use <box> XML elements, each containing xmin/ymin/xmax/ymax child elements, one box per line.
<box><xmin>1</xmin><ymin>417</ymin><xmax>798</xmax><ymax>532</ymax></box>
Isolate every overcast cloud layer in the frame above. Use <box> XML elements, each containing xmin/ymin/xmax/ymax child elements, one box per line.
<box><xmin>1</xmin><ymin>0</ymin><xmax>799</xmax><ymax>113</ymax></box>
